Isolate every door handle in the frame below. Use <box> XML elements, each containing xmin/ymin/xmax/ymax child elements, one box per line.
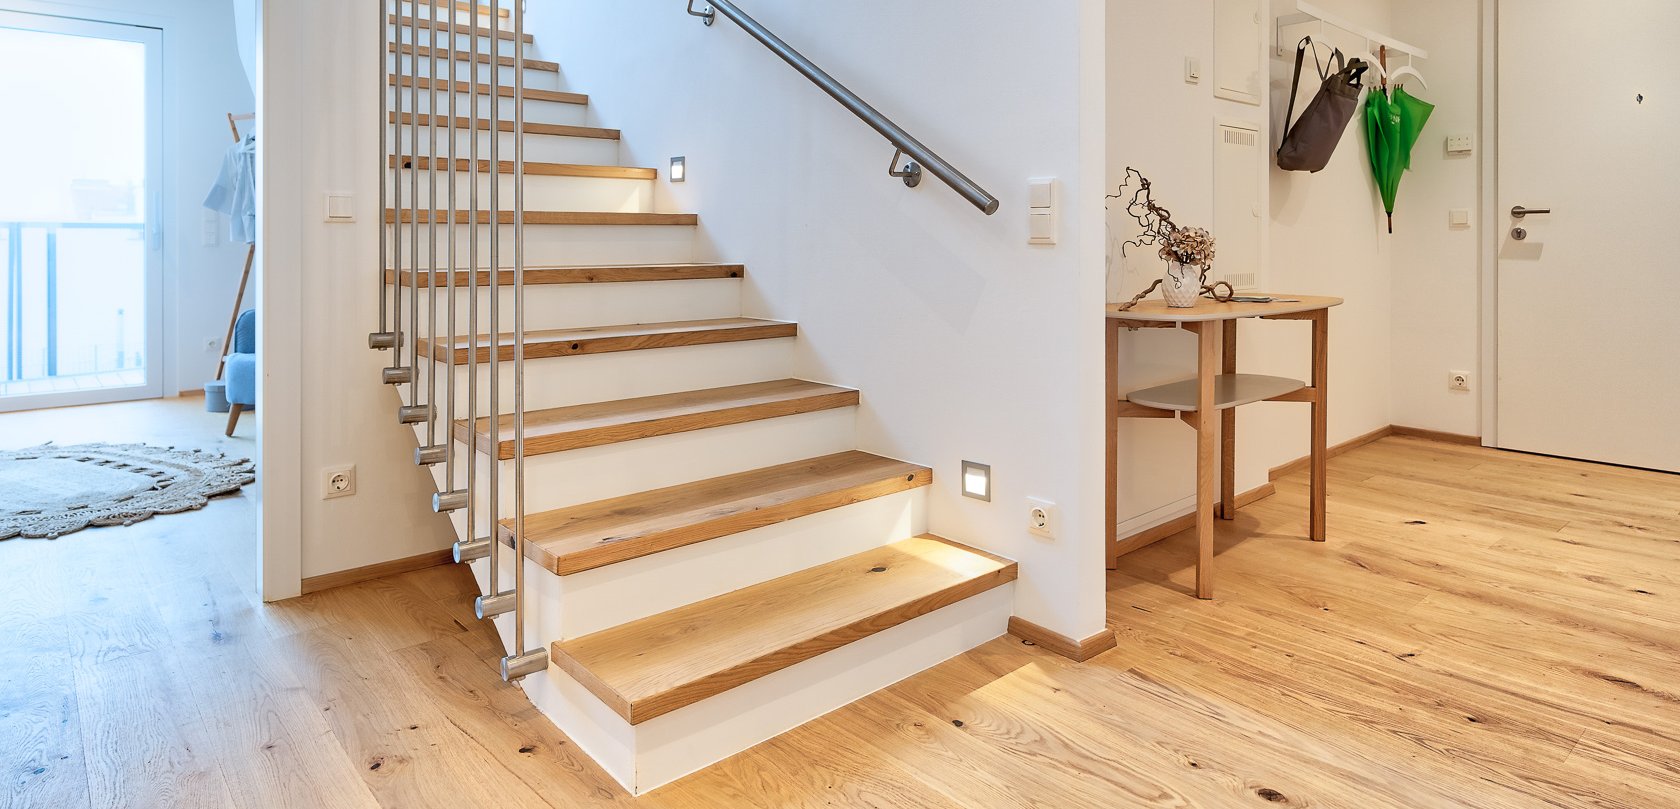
<box><xmin>1511</xmin><ymin>205</ymin><xmax>1551</xmax><ymax>219</ymax></box>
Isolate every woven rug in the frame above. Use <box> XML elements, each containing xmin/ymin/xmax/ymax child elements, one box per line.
<box><xmin>0</xmin><ymin>443</ymin><xmax>254</xmax><ymax>540</ymax></box>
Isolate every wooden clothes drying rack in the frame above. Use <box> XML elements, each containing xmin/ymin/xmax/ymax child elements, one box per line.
<box><xmin>216</xmin><ymin>112</ymin><xmax>256</xmax><ymax>382</ymax></box>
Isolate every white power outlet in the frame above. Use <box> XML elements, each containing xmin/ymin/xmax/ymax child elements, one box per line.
<box><xmin>323</xmin><ymin>465</ymin><xmax>357</xmax><ymax>499</ymax></box>
<box><xmin>1449</xmin><ymin>371</ymin><xmax>1472</xmax><ymax>392</ymax></box>
<box><xmin>1027</xmin><ymin>497</ymin><xmax>1058</xmax><ymax>539</ymax></box>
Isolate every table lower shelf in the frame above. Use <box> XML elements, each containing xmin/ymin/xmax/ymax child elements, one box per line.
<box><xmin>1125</xmin><ymin>373</ymin><xmax>1307</xmax><ymax>412</ymax></box>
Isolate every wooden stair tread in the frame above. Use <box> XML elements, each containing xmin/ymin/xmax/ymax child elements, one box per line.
<box><xmin>456</xmin><ymin>377</ymin><xmax>850</xmax><ymax>460</ymax></box>
<box><xmin>388</xmin><ymin>75</ymin><xmax>587</xmax><ymax>106</ymax></box>
<box><xmin>422</xmin><ymin>317</ymin><xmax>794</xmax><ymax>366</ymax></box>
<box><xmin>388</xmin><ymin>42</ymin><xmax>559</xmax><ymax>72</ymax></box>
<box><xmin>389</xmin><ymin>111</ymin><xmax>619</xmax><ymax>140</ymax></box>
<box><xmin>388</xmin><ymin>15</ymin><xmax>533</xmax><ymax>43</ymax></box>
<box><xmin>385</xmin><ymin>209</ymin><xmax>697</xmax><ymax>226</ymax></box>
<box><xmin>502</xmin><ymin>451</ymin><xmax>932</xmax><ymax>575</ymax></box>
<box><xmin>388</xmin><ymin>155</ymin><xmax>653</xmax><ymax>179</ymax></box>
<box><xmin>551</xmin><ymin>535</ymin><xmax>1016</xmax><ymax>725</ymax></box>
<box><xmin>385</xmin><ymin>263</ymin><xmax>743</xmax><ymax>287</ymax></box>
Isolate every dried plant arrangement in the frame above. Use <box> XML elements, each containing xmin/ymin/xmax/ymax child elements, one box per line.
<box><xmin>1107</xmin><ymin>167</ymin><xmax>1233</xmax><ymax>311</ymax></box>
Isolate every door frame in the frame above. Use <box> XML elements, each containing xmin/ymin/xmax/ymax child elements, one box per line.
<box><xmin>0</xmin><ymin>9</ymin><xmax>165</xmax><ymax>412</ymax></box>
<box><xmin>1477</xmin><ymin>0</ymin><xmax>1499</xmax><ymax>448</ymax></box>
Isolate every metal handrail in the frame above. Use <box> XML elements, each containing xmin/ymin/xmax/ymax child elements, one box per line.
<box><xmin>688</xmin><ymin>0</ymin><xmax>999</xmax><ymax>216</ymax></box>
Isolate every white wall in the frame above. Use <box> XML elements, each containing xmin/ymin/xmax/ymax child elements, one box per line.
<box><xmin>527</xmin><ymin>0</ymin><xmax>1112</xmax><ymax>642</ymax></box>
<box><xmin>9</xmin><ymin>0</ymin><xmax>255</xmax><ymax>396</ymax></box>
<box><xmin>1106</xmin><ymin>0</ymin><xmax>1399</xmax><ymax>533</ymax></box>
<box><xmin>1390</xmin><ymin>0</ymin><xmax>1481</xmax><ymax>436</ymax></box>
<box><xmin>260</xmin><ymin>0</ymin><xmax>458</xmax><ymax>592</ymax></box>
<box><xmin>231</xmin><ymin>0</ymin><xmax>255</xmax><ymax>92</ymax></box>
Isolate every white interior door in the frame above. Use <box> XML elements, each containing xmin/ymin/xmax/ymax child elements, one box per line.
<box><xmin>0</xmin><ymin>11</ymin><xmax>163</xmax><ymax>412</ymax></box>
<box><xmin>1497</xmin><ymin>0</ymin><xmax>1680</xmax><ymax>472</ymax></box>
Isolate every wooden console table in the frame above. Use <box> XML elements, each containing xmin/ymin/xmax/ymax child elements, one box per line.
<box><xmin>1106</xmin><ymin>295</ymin><xmax>1343</xmax><ymax>599</ymax></box>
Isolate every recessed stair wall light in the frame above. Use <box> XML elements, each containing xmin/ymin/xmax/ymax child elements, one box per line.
<box><xmin>670</xmin><ymin>156</ymin><xmax>686</xmax><ymax>182</ymax></box>
<box><xmin>961</xmin><ymin>460</ymin><xmax>992</xmax><ymax>502</ymax></box>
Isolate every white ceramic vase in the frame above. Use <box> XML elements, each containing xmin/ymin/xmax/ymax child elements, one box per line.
<box><xmin>1162</xmin><ymin>261</ymin><xmax>1201</xmax><ymax>308</ymax></box>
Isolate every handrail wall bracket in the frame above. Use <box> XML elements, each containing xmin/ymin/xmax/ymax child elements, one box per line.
<box><xmin>687</xmin><ymin>1</ymin><xmax>715</xmax><ymax>26</ymax></box>
<box><xmin>887</xmin><ymin>148</ymin><xmax>922</xmax><ymax>188</ymax></box>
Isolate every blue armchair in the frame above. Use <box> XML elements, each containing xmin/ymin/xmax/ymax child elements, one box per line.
<box><xmin>225</xmin><ymin>309</ymin><xmax>256</xmax><ymax>436</ymax></box>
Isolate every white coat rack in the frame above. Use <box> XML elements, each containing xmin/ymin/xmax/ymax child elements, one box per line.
<box><xmin>1275</xmin><ymin>1</ymin><xmax>1428</xmax><ymax>61</ymax></box>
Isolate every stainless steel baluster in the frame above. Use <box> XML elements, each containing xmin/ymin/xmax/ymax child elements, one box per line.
<box><xmin>502</xmin><ymin>0</ymin><xmax>547</xmax><ymax>683</ymax></box>
<box><xmin>369</xmin><ymin>0</ymin><xmax>397</xmax><ymax>352</ymax></box>
<box><xmin>383</xmin><ymin>2</ymin><xmax>413</xmax><ymax>386</ymax></box>
<box><xmin>434</xmin><ymin>2</ymin><xmax>467</xmax><ymax>511</ymax></box>
<box><xmin>415</xmin><ymin>0</ymin><xmax>446</xmax><ymax>465</ymax></box>
<box><xmin>477</xmin><ymin>1</ymin><xmax>514</xmax><ymax>623</ymax></box>
<box><xmin>397</xmin><ymin>1</ymin><xmax>429</xmax><ymax>421</ymax></box>
<box><xmin>454</xmin><ymin>1</ymin><xmax>490</xmax><ymax>563</ymax></box>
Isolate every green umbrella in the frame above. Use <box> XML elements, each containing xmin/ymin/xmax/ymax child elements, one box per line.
<box><xmin>1364</xmin><ymin>85</ymin><xmax>1434</xmax><ymax>232</ymax></box>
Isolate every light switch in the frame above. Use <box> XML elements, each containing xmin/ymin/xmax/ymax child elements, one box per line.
<box><xmin>1027</xmin><ymin>178</ymin><xmax>1055</xmax><ymax>210</ymax></box>
<box><xmin>1448</xmin><ymin>208</ymin><xmax>1472</xmax><ymax>228</ymax></box>
<box><xmin>201</xmin><ymin>210</ymin><xmax>220</xmax><ymax>247</ymax></box>
<box><xmin>325</xmin><ymin>193</ymin><xmax>355</xmax><ymax>222</ymax></box>
<box><xmin>1029</xmin><ymin>212</ymin><xmax>1057</xmax><ymax>245</ymax></box>
<box><xmin>1446</xmin><ymin>135</ymin><xmax>1474</xmax><ymax>155</ymax></box>
<box><xmin>1027</xmin><ymin>178</ymin><xmax>1057</xmax><ymax>245</ymax></box>
<box><xmin>1185</xmin><ymin>57</ymin><xmax>1202</xmax><ymax>84</ymax></box>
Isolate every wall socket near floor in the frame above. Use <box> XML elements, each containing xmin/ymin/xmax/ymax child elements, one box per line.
<box><xmin>1449</xmin><ymin>371</ymin><xmax>1472</xmax><ymax>392</ymax></box>
<box><xmin>1027</xmin><ymin>497</ymin><xmax>1058</xmax><ymax>539</ymax></box>
<box><xmin>323</xmin><ymin>465</ymin><xmax>357</xmax><ymax>499</ymax></box>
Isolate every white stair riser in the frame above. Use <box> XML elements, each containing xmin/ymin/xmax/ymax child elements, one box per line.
<box><xmin>391</xmin><ymin>127</ymin><xmax>619</xmax><ymax>165</ymax></box>
<box><xmin>407</xmin><ymin>338</ymin><xmax>794</xmax><ymax>428</ymax></box>
<box><xmin>391</xmin><ymin>26</ymin><xmax>525</xmax><ymax>58</ymax></box>
<box><xmin>390</xmin><ymin>55</ymin><xmax>556</xmax><ymax>90</ymax></box>
<box><xmin>504</xmin><ymin>582</ymin><xmax>1014</xmax><ymax>795</ymax></box>
<box><xmin>399</xmin><ymin>277</ymin><xmax>740</xmax><ymax>339</ymax></box>
<box><xmin>393</xmin><ymin>1</ymin><xmax>511</xmax><ymax>23</ymax></box>
<box><xmin>392</xmin><ymin>169</ymin><xmax>652</xmax><ymax>213</ymax></box>
<box><xmin>388</xmin><ymin>88</ymin><xmax>588</xmax><ymax>127</ymax></box>
<box><xmin>388</xmin><ymin>223</ymin><xmax>696</xmax><ymax>267</ymax></box>
<box><xmin>448</xmin><ymin>407</ymin><xmax>857</xmax><ymax>516</ymax></box>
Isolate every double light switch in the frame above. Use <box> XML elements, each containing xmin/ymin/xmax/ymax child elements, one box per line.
<box><xmin>1028</xmin><ymin>178</ymin><xmax>1056</xmax><ymax>245</ymax></box>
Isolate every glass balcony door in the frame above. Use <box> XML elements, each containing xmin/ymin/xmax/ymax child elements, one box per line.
<box><xmin>0</xmin><ymin>10</ymin><xmax>163</xmax><ymax>412</ymax></box>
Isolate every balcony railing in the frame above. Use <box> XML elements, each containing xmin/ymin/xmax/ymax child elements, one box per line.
<box><xmin>2</xmin><ymin>220</ymin><xmax>147</xmax><ymax>386</ymax></box>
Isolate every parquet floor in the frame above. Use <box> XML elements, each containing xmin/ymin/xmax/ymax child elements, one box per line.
<box><xmin>4</xmin><ymin>400</ymin><xmax>1677</xmax><ymax>807</ymax></box>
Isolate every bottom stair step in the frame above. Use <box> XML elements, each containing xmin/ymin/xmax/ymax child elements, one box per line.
<box><xmin>550</xmin><ymin>535</ymin><xmax>1017</xmax><ymax>726</ymax></box>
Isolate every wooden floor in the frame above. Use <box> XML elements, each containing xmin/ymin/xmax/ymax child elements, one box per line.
<box><xmin>4</xmin><ymin>401</ymin><xmax>1679</xmax><ymax>808</ymax></box>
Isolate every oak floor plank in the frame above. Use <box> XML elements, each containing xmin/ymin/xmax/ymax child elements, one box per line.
<box><xmin>268</xmin><ymin>625</ymin><xmax>557</xmax><ymax>809</ymax></box>
<box><xmin>74</xmin><ymin>650</ymin><xmax>238</xmax><ymax>809</ymax></box>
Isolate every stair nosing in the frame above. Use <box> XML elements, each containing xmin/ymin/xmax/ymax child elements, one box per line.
<box><xmin>550</xmin><ymin>535</ymin><xmax>1017</xmax><ymax>725</ymax></box>
<box><xmin>388</xmin><ymin>42</ymin><xmax>559</xmax><ymax>72</ymax></box>
<box><xmin>455</xmin><ymin>377</ymin><xmax>850</xmax><ymax>461</ymax></box>
<box><xmin>423</xmin><ymin>318</ymin><xmax>794</xmax><ymax>368</ymax></box>
<box><xmin>387</xmin><ymin>111</ymin><xmax>620</xmax><ymax>140</ymax></box>
<box><xmin>383</xmin><ymin>264</ymin><xmax>744</xmax><ymax>287</ymax></box>
<box><xmin>384</xmin><ymin>209</ymin><xmax>698</xmax><ymax>227</ymax></box>
<box><xmin>499</xmin><ymin>451</ymin><xmax>933</xmax><ymax>575</ymax></box>
<box><xmin>387</xmin><ymin>75</ymin><xmax>587</xmax><ymax>106</ymax></box>
<box><xmin>387</xmin><ymin>155</ymin><xmax>655</xmax><ymax>179</ymax></box>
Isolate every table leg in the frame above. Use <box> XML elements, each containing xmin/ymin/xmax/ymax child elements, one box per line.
<box><xmin>1194</xmin><ymin>322</ymin><xmax>1217</xmax><ymax>599</ymax></box>
<box><xmin>1105</xmin><ymin>318</ymin><xmax>1120</xmax><ymax>569</ymax></box>
<box><xmin>1220</xmin><ymin>319</ymin><xmax>1237</xmax><ymax>520</ymax></box>
<box><xmin>1310</xmin><ymin>309</ymin><xmax>1329</xmax><ymax>542</ymax></box>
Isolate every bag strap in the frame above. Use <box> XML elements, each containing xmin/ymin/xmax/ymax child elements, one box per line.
<box><xmin>1283</xmin><ymin>37</ymin><xmax>1311</xmax><ymax>135</ymax></box>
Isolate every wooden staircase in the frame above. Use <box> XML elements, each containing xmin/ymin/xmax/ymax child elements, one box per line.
<box><xmin>382</xmin><ymin>4</ymin><xmax>1014</xmax><ymax>795</ymax></box>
